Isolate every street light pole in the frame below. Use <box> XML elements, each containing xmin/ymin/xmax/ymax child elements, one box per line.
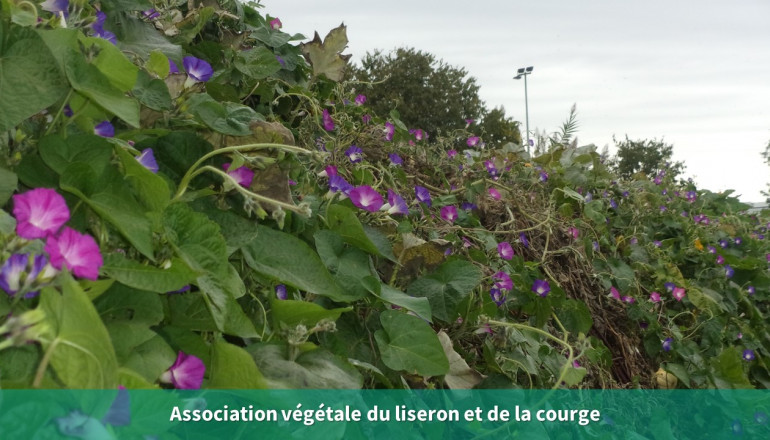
<box><xmin>514</xmin><ymin>66</ymin><xmax>534</xmax><ymax>155</ymax></box>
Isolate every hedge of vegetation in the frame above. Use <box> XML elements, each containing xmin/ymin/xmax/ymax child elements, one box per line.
<box><xmin>1</xmin><ymin>0</ymin><xmax>768</xmax><ymax>391</ymax></box>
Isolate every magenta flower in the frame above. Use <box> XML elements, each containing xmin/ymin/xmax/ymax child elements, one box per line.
<box><xmin>94</xmin><ymin>121</ymin><xmax>114</xmax><ymax>138</ymax></box>
<box><xmin>275</xmin><ymin>284</ymin><xmax>287</xmax><ymax>300</ymax></box>
<box><xmin>222</xmin><ymin>163</ymin><xmax>254</xmax><ymax>187</ymax></box>
<box><xmin>136</xmin><ymin>148</ymin><xmax>159</xmax><ymax>173</ymax></box>
<box><xmin>716</xmin><ymin>255</ymin><xmax>725</xmax><ymax>265</ymax></box>
<box><xmin>383</xmin><ymin>122</ymin><xmax>395</xmax><ymax>141</ymax></box>
<box><xmin>465</xmin><ymin>118</ymin><xmax>475</xmax><ymax>126</ymax></box>
<box><xmin>493</xmin><ymin>272</ymin><xmax>513</xmax><ymax>291</ymax></box>
<box><xmin>388</xmin><ymin>153</ymin><xmax>403</xmax><ymax>166</ymax></box>
<box><xmin>182</xmin><ymin>56</ymin><xmax>213</xmax><ymax>82</ymax></box>
<box><xmin>532</xmin><ymin>279</ymin><xmax>550</xmax><ymax>297</ymax></box>
<box><xmin>743</xmin><ymin>349</ymin><xmax>755</xmax><ymax>361</ymax></box>
<box><xmin>488</xmin><ymin>187</ymin><xmax>501</xmax><ymax>200</ymax></box>
<box><xmin>328</xmin><ymin>175</ymin><xmax>353</xmax><ymax>196</ymax></box>
<box><xmin>622</xmin><ymin>296</ymin><xmax>635</xmax><ymax>304</ymax></box>
<box><xmin>440</xmin><ymin>205</ymin><xmax>458</xmax><ymax>223</ymax></box>
<box><xmin>318</xmin><ymin>165</ymin><xmax>338</xmax><ymax>178</ymax></box>
<box><xmin>568</xmin><ymin>227</ymin><xmax>579</xmax><ymax>239</ymax></box>
<box><xmin>349</xmin><ymin>186</ymin><xmax>384</xmax><ymax>212</ymax></box>
<box><xmin>269</xmin><ymin>17</ymin><xmax>282</xmax><ymax>30</ymax></box>
<box><xmin>384</xmin><ymin>189</ymin><xmax>409</xmax><ymax>215</ymax></box>
<box><xmin>672</xmin><ymin>287</ymin><xmax>686</xmax><ymax>301</ymax></box>
<box><xmin>484</xmin><ymin>160</ymin><xmax>498</xmax><ymax>177</ymax></box>
<box><xmin>662</xmin><ymin>337</ymin><xmax>673</xmax><ymax>352</ymax></box>
<box><xmin>45</xmin><ymin>227</ymin><xmax>103</xmax><ymax>280</ymax></box>
<box><xmin>447</xmin><ymin>149</ymin><xmax>457</xmax><ymax>159</ymax></box>
<box><xmin>466</xmin><ymin>136</ymin><xmax>480</xmax><ymax>147</ymax></box>
<box><xmin>490</xmin><ymin>287</ymin><xmax>505</xmax><ymax>306</ymax></box>
<box><xmin>345</xmin><ymin>145</ymin><xmax>363</xmax><ymax>163</ymax></box>
<box><xmin>415</xmin><ymin>186</ymin><xmax>432</xmax><ymax>206</ymax></box>
<box><xmin>610</xmin><ymin>286</ymin><xmax>620</xmax><ymax>300</ymax></box>
<box><xmin>160</xmin><ymin>351</ymin><xmax>205</xmax><ymax>389</ymax></box>
<box><xmin>650</xmin><ymin>292</ymin><xmax>661</xmax><ymax>303</ymax></box>
<box><xmin>322</xmin><ymin>109</ymin><xmax>335</xmax><ymax>131</ymax></box>
<box><xmin>412</xmin><ymin>129</ymin><xmax>425</xmax><ymax>141</ymax></box>
<box><xmin>362</xmin><ymin>114</ymin><xmax>371</xmax><ymax>124</ymax></box>
<box><xmin>354</xmin><ymin>94</ymin><xmax>366</xmax><ymax>105</ymax></box>
<box><xmin>497</xmin><ymin>242</ymin><xmax>514</xmax><ymax>260</ymax></box>
<box><xmin>13</xmin><ymin>188</ymin><xmax>70</xmax><ymax>239</ymax></box>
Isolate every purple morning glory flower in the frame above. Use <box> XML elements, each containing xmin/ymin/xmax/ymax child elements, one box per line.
<box><xmin>664</xmin><ymin>282</ymin><xmax>675</xmax><ymax>293</ymax></box>
<box><xmin>447</xmin><ymin>149</ymin><xmax>457</xmax><ymax>159</ymax></box>
<box><xmin>610</xmin><ymin>199</ymin><xmax>618</xmax><ymax>209</ymax></box>
<box><xmin>754</xmin><ymin>412</ymin><xmax>768</xmax><ymax>425</ymax></box>
<box><xmin>136</xmin><ymin>148</ymin><xmax>158</xmax><ymax>173</ymax></box>
<box><xmin>520</xmin><ymin>232</ymin><xmax>530</xmax><ymax>248</ymax></box>
<box><xmin>361</xmin><ymin>114</ymin><xmax>371</xmax><ymax>125</ymax></box>
<box><xmin>440</xmin><ymin>205</ymin><xmax>458</xmax><ymax>223</ymax></box>
<box><xmin>662</xmin><ymin>337</ymin><xmax>673</xmax><ymax>352</ymax></box>
<box><xmin>269</xmin><ymin>17</ymin><xmax>282</xmax><ymax>30</ymax></box>
<box><xmin>91</xmin><ymin>12</ymin><xmax>117</xmax><ymax>44</ymax></box>
<box><xmin>653</xmin><ymin>240</ymin><xmax>662</xmax><ymax>247</ymax></box>
<box><xmin>383</xmin><ymin>122</ymin><xmax>395</xmax><ymax>141</ymax></box>
<box><xmin>707</xmin><ymin>245</ymin><xmax>717</xmax><ymax>254</ymax></box>
<box><xmin>685</xmin><ymin>191</ymin><xmax>697</xmax><ymax>202</ymax></box>
<box><xmin>748</xmin><ymin>286</ymin><xmax>756</xmax><ymax>296</ymax></box>
<box><xmin>142</xmin><ymin>8</ymin><xmax>160</xmax><ymax>20</ymax></box>
<box><xmin>630</xmin><ymin>237</ymin><xmax>638</xmax><ymax>245</ymax></box>
<box><xmin>275</xmin><ymin>284</ymin><xmax>287</xmax><ymax>300</ymax></box>
<box><xmin>466</xmin><ymin>136</ymin><xmax>480</xmax><ymax>147</ymax></box>
<box><xmin>412</xmin><ymin>129</ymin><xmax>425</xmax><ymax>141</ymax></box>
<box><xmin>345</xmin><ymin>145</ymin><xmax>363</xmax><ymax>163</ymax></box>
<box><xmin>183</xmin><ymin>56</ymin><xmax>213</xmax><ymax>82</ymax></box>
<box><xmin>0</xmin><ymin>254</ymin><xmax>46</xmax><ymax>298</ymax></box>
<box><xmin>94</xmin><ymin>120</ymin><xmax>114</xmax><ymax>138</ymax></box>
<box><xmin>719</xmin><ymin>239</ymin><xmax>729</xmax><ymax>248</ymax></box>
<box><xmin>538</xmin><ymin>171</ymin><xmax>548</xmax><ymax>182</ymax></box>
<box><xmin>13</xmin><ymin>188</ymin><xmax>70</xmax><ymax>239</ymax></box>
<box><xmin>349</xmin><ymin>186</ymin><xmax>384</xmax><ymax>212</ymax></box>
<box><xmin>650</xmin><ymin>292</ymin><xmax>661</xmax><ymax>303</ymax></box>
<box><xmin>490</xmin><ymin>287</ymin><xmax>505</xmax><ymax>306</ymax></box>
<box><xmin>622</xmin><ymin>296</ymin><xmax>635</xmax><ymax>304</ymax></box>
<box><xmin>488</xmin><ymin>188</ymin><xmax>501</xmax><ymax>200</ymax></box>
<box><xmin>389</xmin><ymin>153</ymin><xmax>403</xmax><ymax>166</ymax></box>
<box><xmin>585</xmin><ymin>192</ymin><xmax>593</xmax><ymax>202</ymax></box>
<box><xmin>169</xmin><ymin>59</ymin><xmax>180</xmax><ymax>74</ymax></box>
<box><xmin>328</xmin><ymin>175</ymin><xmax>353</xmax><ymax>196</ymax></box>
<box><xmin>497</xmin><ymin>242</ymin><xmax>514</xmax><ymax>260</ymax></box>
<box><xmin>166</xmin><ymin>285</ymin><xmax>191</xmax><ymax>294</ymax></box>
<box><xmin>354</xmin><ymin>94</ymin><xmax>366</xmax><ymax>105</ymax></box>
<box><xmin>716</xmin><ymin>255</ymin><xmax>725</xmax><ymax>265</ymax></box>
<box><xmin>160</xmin><ymin>351</ymin><xmax>205</xmax><ymax>389</ymax></box>
<box><xmin>734</xmin><ymin>237</ymin><xmax>742</xmax><ymax>245</ymax></box>
<box><xmin>610</xmin><ymin>286</ymin><xmax>620</xmax><ymax>300</ymax></box>
<box><xmin>222</xmin><ymin>163</ymin><xmax>254</xmax><ymax>187</ymax></box>
<box><xmin>743</xmin><ymin>349</ymin><xmax>755</xmax><ymax>361</ymax></box>
<box><xmin>493</xmin><ymin>272</ymin><xmax>513</xmax><ymax>291</ymax></box>
<box><xmin>318</xmin><ymin>165</ymin><xmax>337</xmax><ymax>178</ymax></box>
<box><xmin>592</xmin><ymin>241</ymin><xmax>599</xmax><ymax>251</ymax></box>
<box><xmin>415</xmin><ymin>186</ymin><xmax>432</xmax><ymax>207</ymax></box>
<box><xmin>41</xmin><ymin>0</ymin><xmax>68</xmax><ymax>17</ymax></box>
<box><xmin>384</xmin><ymin>189</ymin><xmax>408</xmax><ymax>215</ymax></box>
<box><xmin>532</xmin><ymin>279</ymin><xmax>550</xmax><ymax>297</ymax></box>
<box><xmin>322</xmin><ymin>109</ymin><xmax>335</xmax><ymax>131</ymax></box>
<box><xmin>63</xmin><ymin>104</ymin><xmax>73</xmax><ymax>117</ymax></box>
<box><xmin>659</xmin><ymin>206</ymin><xmax>667</xmax><ymax>213</ymax></box>
<box><xmin>460</xmin><ymin>202</ymin><xmax>477</xmax><ymax>211</ymax></box>
<box><xmin>725</xmin><ymin>265</ymin><xmax>734</xmax><ymax>279</ymax></box>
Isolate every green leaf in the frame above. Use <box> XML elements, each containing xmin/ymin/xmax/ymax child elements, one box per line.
<box><xmin>0</xmin><ymin>166</ymin><xmax>18</xmax><ymax>205</ymax></box>
<box><xmin>241</xmin><ymin>225</ymin><xmax>348</xmax><ymax>301</ymax></box>
<box><xmin>122</xmin><ymin>334</ymin><xmax>176</xmax><ymax>384</ymax></box>
<box><xmin>84</xmin><ymin>35</ymin><xmax>138</xmax><ymax>92</ymax></box>
<box><xmin>146</xmin><ymin>50</ymin><xmax>170</xmax><ymax>78</ymax></box>
<box><xmin>115</xmin><ymin>146</ymin><xmax>170</xmax><ymax>213</ymax></box>
<box><xmin>314</xmin><ymin>229</ymin><xmax>373</xmax><ymax>301</ymax></box>
<box><xmin>187</xmin><ymin>93</ymin><xmax>263</xmax><ymax>136</ymax></box>
<box><xmin>607</xmin><ymin>257</ymin><xmax>635</xmax><ymax>292</ymax></box>
<box><xmin>271</xmin><ymin>299</ymin><xmax>352</xmax><ymax>329</ymax></box>
<box><xmin>112</xmin><ymin>14</ymin><xmax>183</xmax><ymax>62</ymax></box>
<box><xmin>163</xmin><ymin>202</ymin><xmax>227</xmax><ymax>275</ymax></box>
<box><xmin>234</xmin><ymin>46</ymin><xmax>282</xmax><ymax>79</ymax></box>
<box><xmin>60</xmin><ymin>162</ymin><xmax>155</xmax><ymax>260</ymax></box>
<box><xmin>38</xmin><ymin>276</ymin><xmax>119</xmax><ymax>388</ymax></box>
<box><xmin>101</xmin><ymin>254</ymin><xmax>196</xmax><ymax>294</ymax></box>
<box><xmin>0</xmin><ymin>23</ymin><xmax>68</xmax><ymax>132</ymax></box>
<box><xmin>132</xmin><ymin>69</ymin><xmax>172</xmax><ymax>111</ymax></box>
<box><xmin>193</xmin><ymin>199</ymin><xmax>261</xmax><ymax>255</ymax></box>
<box><xmin>64</xmin><ymin>52</ymin><xmax>140</xmax><ymax>127</ymax></box>
<box><xmin>327</xmin><ymin>204</ymin><xmax>396</xmax><ymax>261</ymax></box>
<box><xmin>663</xmin><ymin>362</ymin><xmax>691</xmax><ymax>389</ymax></box>
<box><xmin>406</xmin><ymin>259</ymin><xmax>482</xmax><ymax>322</ymax></box>
<box><xmin>249</xmin><ymin>343</ymin><xmax>362</xmax><ymax>389</ymax></box>
<box><xmin>555</xmin><ymin>299</ymin><xmax>593</xmax><ymax>334</ymax></box>
<box><xmin>710</xmin><ymin>346</ymin><xmax>753</xmax><ymax>389</ymax></box>
<box><xmin>39</xmin><ymin>134</ymin><xmax>113</xmax><ymax>176</ymax></box>
<box><xmin>374</xmin><ymin>310</ymin><xmax>449</xmax><ymax>377</ymax></box>
<box><xmin>196</xmin><ymin>272</ymin><xmax>257</xmax><ymax>338</ymax></box>
<box><xmin>562</xmin><ymin>365</ymin><xmax>587</xmax><ymax>386</ymax></box>
<box><xmin>299</xmin><ymin>24</ymin><xmax>352</xmax><ymax>81</ymax></box>
<box><xmin>208</xmin><ymin>339</ymin><xmax>267</xmax><ymax>389</ymax></box>
<box><xmin>362</xmin><ymin>277</ymin><xmax>432</xmax><ymax>322</ymax></box>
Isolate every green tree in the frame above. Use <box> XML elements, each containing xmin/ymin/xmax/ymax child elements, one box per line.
<box><xmin>351</xmin><ymin>47</ymin><xmax>485</xmax><ymax>138</ymax></box>
<box><xmin>610</xmin><ymin>136</ymin><xmax>685</xmax><ymax>180</ymax></box>
<box><xmin>479</xmin><ymin>106</ymin><xmax>522</xmax><ymax>147</ymax></box>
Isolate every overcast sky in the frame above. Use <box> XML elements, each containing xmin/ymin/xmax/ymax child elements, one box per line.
<box><xmin>264</xmin><ymin>0</ymin><xmax>770</xmax><ymax>202</ymax></box>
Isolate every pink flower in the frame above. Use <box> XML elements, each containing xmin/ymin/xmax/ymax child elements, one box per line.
<box><xmin>610</xmin><ymin>286</ymin><xmax>620</xmax><ymax>300</ymax></box>
<box><xmin>13</xmin><ymin>188</ymin><xmax>70</xmax><ymax>239</ymax></box>
<box><xmin>497</xmin><ymin>242</ymin><xmax>514</xmax><ymax>260</ymax></box>
<box><xmin>447</xmin><ymin>150</ymin><xmax>457</xmax><ymax>159</ymax></box>
<box><xmin>493</xmin><ymin>271</ymin><xmax>513</xmax><ymax>291</ymax></box>
<box><xmin>466</xmin><ymin>136</ymin><xmax>480</xmax><ymax>147</ymax></box>
<box><xmin>223</xmin><ymin>163</ymin><xmax>254</xmax><ymax>187</ymax></box>
<box><xmin>322</xmin><ymin>109</ymin><xmax>335</xmax><ymax>131</ymax></box>
<box><xmin>349</xmin><ymin>186</ymin><xmax>384</xmax><ymax>212</ymax></box>
<box><xmin>383</xmin><ymin>122</ymin><xmax>395</xmax><ymax>141</ymax></box>
<box><xmin>488</xmin><ymin>188</ymin><xmax>501</xmax><ymax>200</ymax></box>
<box><xmin>568</xmin><ymin>227</ymin><xmax>579</xmax><ymax>239</ymax></box>
<box><xmin>160</xmin><ymin>351</ymin><xmax>205</xmax><ymax>389</ymax></box>
<box><xmin>44</xmin><ymin>227</ymin><xmax>103</xmax><ymax>280</ymax></box>
<box><xmin>672</xmin><ymin>287</ymin><xmax>686</xmax><ymax>301</ymax></box>
<box><xmin>440</xmin><ymin>205</ymin><xmax>458</xmax><ymax>223</ymax></box>
<box><xmin>269</xmin><ymin>17</ymin><xmax>282</xmax><ymax>30</ymax></box>
<box><xmin>649</xmin><ymin>291</ymin><xmax>661</xmax><ymax>303</ymax></box>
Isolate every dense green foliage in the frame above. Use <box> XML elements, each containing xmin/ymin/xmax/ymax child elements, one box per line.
<box><xmin>1</xmin><ymin>0</ymin><xmax>769</xmax><ymax>394</ymax></box>
<box><xmin>609</xmin><ymin>136</ymin><xmax>685</xmax><ymax>180</ymax></box>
